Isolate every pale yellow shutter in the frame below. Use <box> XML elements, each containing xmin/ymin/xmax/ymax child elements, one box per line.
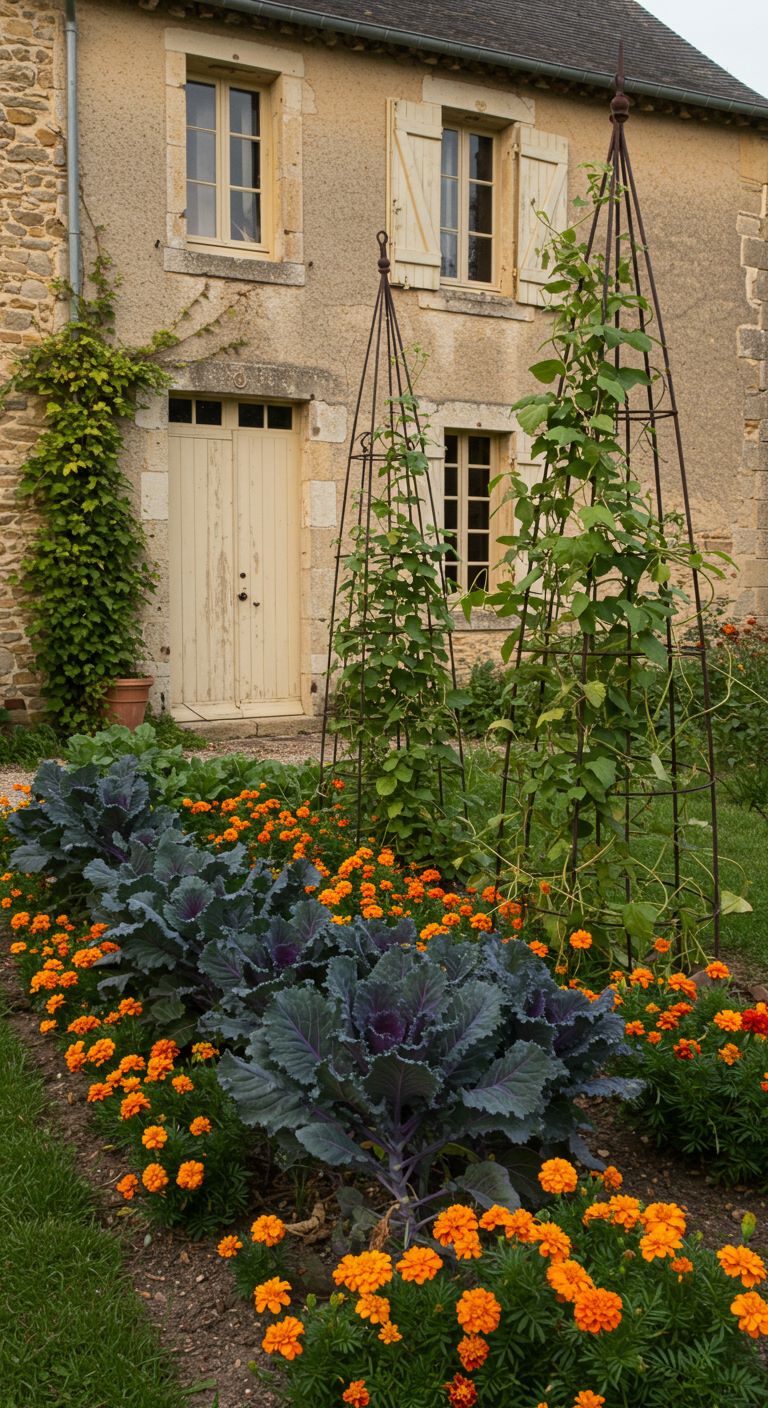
<box><xmin>516</xmin><ymin>127</ymin><xmax>568</xmax><ymax>306</ymax></box>
<box><xmin>387</xmin><ymin>98</ymin><xmax>443</xmax><ymax>290</ymax></box>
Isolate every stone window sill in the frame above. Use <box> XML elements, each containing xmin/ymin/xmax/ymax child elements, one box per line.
<box><xmin>164</xmin><ymin>247</ymin><xmax>305</xmax><ymax>286</ymax></box>
<box><xmin>417</xmin><ymin>288</ymin><xmax>533</xmax><ymax>320</ymax></box>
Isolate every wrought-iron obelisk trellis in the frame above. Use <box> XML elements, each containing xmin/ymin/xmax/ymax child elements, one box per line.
<box><xmin>497</xmin><ymin>49</ymin><xmax>720</xmax><ymax>959</ymax></box>
<box><xmin>319</xmin><ymin>231</ymin><xmax>466</xmax><ymax>843</ymax></box>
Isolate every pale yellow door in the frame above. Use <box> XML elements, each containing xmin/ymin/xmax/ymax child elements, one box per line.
<box><xmin>168</xmin><ymin>399</ymin><xmax>301</xmax><ymax>720</ymax></box>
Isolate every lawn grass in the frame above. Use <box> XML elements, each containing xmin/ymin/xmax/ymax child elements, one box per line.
<box><xmin>0</xmin><ymin>998</ymin><xmax>188</xmax><ymax>1408</ymax></box>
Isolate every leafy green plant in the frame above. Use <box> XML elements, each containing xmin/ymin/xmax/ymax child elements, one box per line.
<box><xmin>219</xmin><ymin>937</ymin><xmax>638</xmax><ymax>1240</ymax></box>
<box><xmin>0</xmin><ymin>716</ymin><xmax>61</xmax><ymax>768</ymax></box>
<box><xmin>327</xmin><ymin>393</ymin><xmax>467</xmax><ymax>861</ymax></box>
<box><xmin>457</xmin><ymin>660</ymin><xmax>512</xmax><ymax>739</ymax></box>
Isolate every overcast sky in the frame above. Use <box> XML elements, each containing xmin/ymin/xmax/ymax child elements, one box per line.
<box><xmin>639</xmin><ymin>0</ymin><xmax>768</xmax><ymax>99</ymax></box>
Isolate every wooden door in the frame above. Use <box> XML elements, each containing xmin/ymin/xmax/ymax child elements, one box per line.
<box><xmin>168</xmin><ymin>397</ymin><xmax>301</xmax><ymax>720</ymax></box>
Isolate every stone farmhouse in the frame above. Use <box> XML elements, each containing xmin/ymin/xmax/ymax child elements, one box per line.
<box><xmin>1</xmin><ymin>0</ymin><xmax>768</xmax><ymax>727</ymax></box>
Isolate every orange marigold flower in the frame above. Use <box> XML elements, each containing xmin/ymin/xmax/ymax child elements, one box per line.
<box><xmin>396</xmin><ymin>1247</ymin><xmax>444</xmax><ymax>1283</ymax></box>
<box><xmin>176</xmin><ymin>1160</ymin><xmax>204</xmax><ymax>1191</ymax></box>
<box><xmin>39</xmin><ymin>1019</ymin><xmax>57</xmax><ymax>1033</ymax></box>
<box><xmin>538</xmin><ymin>1158</ymin><xmax>578</xmax><ymax>1195</ymax></box>
<box><xmin>85</xmin><ymin>1038</ymin><xmax>116</xmax><ymax>1067</ymax></box>
<box><xmin>116</xmin><ymin>1173</ymin><xmax>139</xmax><ymax>1200</ymax></box>
<box><xmin>444</xmin><ymin>1373</ymin><xmax>478</xmax><ymax>1407</ymax></box>
<box><xmin>261</xmin><ymin>1316</ymin><xmax>305</xmax><ymax>1360</ymax></box>
<box><xmin>478</xmin><ymin>1204</ymin><xmax>516</xmax><ymax>1233</ymax></box>
<box><xmin>528</xmin><ymin>940</ymin><xmax>549</xmax><ymax>958</ymax></box>
<box><xmin>191</xmin><ymin>1041</ymin><xmax>218</xmax><ymax>1061</ymax></box>
<box><xmin>67</xmin><ymin>1014</ymin><xmax>101</xmax><ymax>1035</ymax></box>
<box><xmin>355</xmin><ymin>1293</ymin><xmax>390</xmax><ymax>1325</ymax></box>
<box><xmin>254</xmin><ymin>1277</ymin><xmax>292</xmax><ymax>1314</ymax></box>
<box><xmin>653</xmin><ymin>937</ymin><xmax>672</xmax><ymax>954</ymax></box>
<box><xmin>670</xmin><ymin>1256</ymin><xmax>693</xmax><ymax>1278</ymax></box>
<box><xmin>629</xmin><ymin>967</ymin><xmax>655</xmax><ymax>988</ymax></box>
<box><xmin>64</xmin><ymin>1040</ymin><xmax>87</xmax><ymax>1072</ymax></box>
<box><xmin>673</xmin><ymin>1038</ymin><xmax>700</xmax><ymax>1060</ymax></box>
<box><xmin>642</xmin><ymin>1202</ymin><xmax>687</xmax><ymax>1234</ymax></box>
<box><xmin>189</xmin><ymin>1116</ymin><xmax>212</xmax><ymax>1136</ymax></box>
<box><xmin>378</xmin><ymin>1321</ymin><xmax>402</xmax><ymax>1343</ymax></box>
<box><xmin>667</xmin><ymin>973</ymin><xmax>698</xmax><ymax>1001</ymax></box>
<box><xmin>333</xmin><ymin>1250</ymin><xmax>393</xmax><ymax>1294</ymax></box>
<box><xmin>251</xmin><ymin>1214</ymin><xmax>287</xmax><ymax>1247</ymax></box>
<box><xmin>717</xmin><ymin>1245</ymin><xmax>767</xmax><ymax>1288</ymax></box>
<box><xmin>217</xmin><ymin>1235</ymin><xmax>243</xmax><ymax>1258</ymax></box>
<box><xmin>606</xmin><ymin>1194</ymin><xmax>642</xmax><ymax>1231</ymax></box>
<box><xmin>433</xmin><ymin>1204</ymin><xmax>479</xmax><ymax>1246</ymax></box>
<box><xmin>624</xmin><ymin>1020</ymin><xmax>645</xmax><ymax>1037</ymax></box>
<box><xmin>120</xmin><ymin>1091</ymin><xmax>151</xmax><ymax>1119</ymax></box>
<box><xmin>457</xmin><ymin>1333</ymin><xmax>489</xmax><ymax>1372</ymax></box>
<box><xmin>569</xmin><ymin>929</ymin><xmax>592</xmax><ymax>950</ymax></box>
<box><xmin>532</xmin><ymin>1223</ymin><xmax>572</xmax><ymax>1261</ymax></box>
<box><xmin>646</xmin><ymin>1031</ymin><xmax>662</xmax><ymax>1045</ymax></box>
<box><xmin>573</xmin><ymin>1286</ymin><xmax>623</xmax><ymax>1333</ymax></box>
<box><xmin>546</xmin><ymin>1259</ymin><xmax>595</xmax><ymax>1303</ymax></box>
<box><xmin>640</xmin><ymin>1223</ymin><xmax>683</xmax><ymax>1261</ymax></box>
<box><xmin>455</xmin><ymin>1287</ymin><xmax>501</xmax><ymax>1335</ymax></box>
<box><xmin>142</xmin><ymin>1162</ymin><xmax>169</xmax><ymax>1193</ymax></box>
<box><xmin>573</xmin><ymin>1395</ymin><xmax>605</xmax><ymax>1408</ymax></box>
<box><xmin>718</xmin><ymin>1043</ymin><xmax>743</xmax><ymax>1066</ymax></box>
<box><xmin>600</xmin><ymin>1165</ymin><xmax>623</xmax><ymax>1191</ymax></box>
<box><xmin>141</xmin><ymin>1125</ymin><xmax>168</xmax><ymax>1150</ymax></box>
<box><xmin>86</xmin><ymin>1082</ymin><xmax>113</xmax><ymax>1103</ymax></box>
<box><xmin>171</xmin><ymin>1074</ymin><xmax>194</xmax><ymax>1093</ymax></box>
<box><xmin>118</xmin><ymin>997</ymin><xmax>143</xmax><ymax>1017</ymax></box>
<box><xmin>730</xmin><ymin>1290</ymin><xmax>768</xmax><ymax>1338</ymax></box>
<box><xmin>713</xmin><ymin>1008</ymin><xmax>743</xmax><ymax>1032</ymax></box>
<box><xmin>706</xmin><ymin>961</ymin><xmax>730</xmax><ymax>980</ymax></box>
<box><xmin>341</xmin><ymin>1381</ymin><xmax>370</xmax><ymax>1408</ymax></box>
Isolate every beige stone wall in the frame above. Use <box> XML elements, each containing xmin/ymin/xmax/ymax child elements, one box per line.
<box><xmin>736</xmin><ymin>134</ymin><xmax>768</xmax><ymax>616</ymax></box>
<box><xmin>1</xmin><ymin>0</ymin><xmax>765</xmax><ymax>719</ymax></box>
<box><xmin>0</xmin><ymin>0</ymin><xmax>66</xmax><ymax>716</ymax></box>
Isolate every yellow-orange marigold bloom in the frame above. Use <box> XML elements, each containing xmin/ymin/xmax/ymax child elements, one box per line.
<box><xmin>85</xmin><ymin>1037</ymin><xmax>116</xmax><ymax>1067</ymax></box>
<box><xmin>600</xmin><ymin>1165</ymin><xmax>623</xmax><ymax>1191</ymax></box>
<box><xmin>653</xmin><ymin>938</ymin><xmax>672</xmax><ymax>954</ymax></box>
<box><xmin>730</xmin><ymin>1290</ymin><xmax>768</xmax><ymax>1338</ymax></box>
<box><xmin>396</xmin><ymin>1246</ymin><xmax>443</xmax><ymax>1283</ymax></box>
<box><xmin>191</xmin><ymin>1041</ymin><xmax>218</xmax><ymax>1061</ymax></box>
<box><xmin>86</xmin><ymin>1082</ymin><xmax>113</xmax><ymax>1103</ymax></box>
<box><xmin>538</xmin><ymin>1158</ymin><xmax>578</xmax><ymax>1195</ymax></box>
<box><xmin>569</xmin><ymin>929</ymin><xmax>592</xmax><ymax>950</ymax></box>
<box><xmin>120</xmin><ymin>1091</ymin><xmax>151</xmax><ymax>1119</ymax></box>
<box><xmin>171</xmin><ymin>1074</ymin><xmax>194</xmax><ymax>1094</ymax></box>
<box><xmin>642</xmin><ymin>1202</ymin><xmax>687</xmax><ymax>1235</ymax></box>
<box><xmin>528</xmin><ymin>940</ymin><xmax>549</xmax><ymax>958</ymax></box>
<box><xmin>217</xmin><ymin>1235</ymin><xmax>243</xmax><ymax>1257</ymax></box>
<box><xmin>378</xmin><ymin>1322</ymin><xmax>402</xmax><ymax>1343</ymax></box>
<box><xmin>341</xmin><ymin>1381</ymin><xmax>370</xmax><ymax>1407</ymax></box>
<box><xmin>332</xmin><ymin>1250</ymin><xmax>393</xmax><ymax>1294</ymax></box>
<box><xmin>455</xmin><ymin>1287</ymin><xmax>501</xmax><ymax>1335</ymax></box>
<box><xmin>718</xmin><ymin>1043</ymin><xmax>743</xmax><ymax>1066</ymax></box>
<box><xmin>504</xmin><ymin>1208</ymin><xmax>538</xmax><ymax>1242</ymax></box>
<box><xmin>67</xmin><ymin>1014</ymin><xmax>101</xmax><ymax>1035</ymax></box>
<box><xmin>457</xmin><ymin>1334</ymin><xmax>489</xmax><ymax>1371</ymax></box>
<box><xmin>176</xmin><ymin>1160</ymin><xmax>204</xmax><ymax>1190</ymax></box>
<box><xmin>39</xmin><ymin>1019</ymin><xmax>57</xmax><ymax>1033</ymax></box>
<box><xmin>667</xmin><ymin>973</ymin><xmax>698</xmax><ymax>1000</ymax></box>
<box><xmin>118</xmin><ymin>997</ymin><xmax>143</xmax><ymax>1017</ymax></box>
<box><xmin>629</xmin><ymin>967</ymin><xmax>655</xmax><ymax>988</ymax></box>
<box><xmin>64</xmin><ymin>1040</ymin><xmax>87</xmax><ymax>1072</ymax></box>
<box><xmin>573</xmin><ymin>1286</ymin><xmax>623</xmax><ymax>1333</ymax></box>
<box><xmin>670</xmin><ymin>1256</ymin><xmax>694</xmax><ymax>1278</ymax></box>
<box><xmin>142</xmin><ymin>1162</ymin><xmax>169</xmax><ymax>1193</ymax></box>
<box><xmin>606</xmin><ymin>1195</ymin><xmax>642</xmax><ymax>1231</ymax></box>
<box><xmin>546</xmin><ymin>1259</ymin><xmax>595</xmax><ymax>1304</ymax></box>
<box><xmin>639</xmin><ymin>1224</ymin><xmax>684</xmax><ymax>1261</ymax></box>
<box><xmin>624</xmin><ymin>1020</ymin><xmax>645</xmax><ymax>1037</ymax></box>
<box><xmin>433</xmin><ymin>1204</ymin><xmax>478</xmax><ymax>1245</ymax></box>
<box><xmin>717</xmin><ymin>1245</ymin><xmax>767</xmax><ymax>1288</ymax></box>
<box><xmin>532</xmin><ymin>1223</ymin><xmax>572</xmax><ymax>1261</ymax></box>
<box><xmin>254</xmin><ymin>1277</ymin><xmax>292</xmax><ymax>1314</ymax></box>
<box><xmin>713</xmin><ymin>1008</ymin><xmax>743</xmax><ymax>1032</ymax></box>
<box><xmin>251</xmin><ymin>1214</ymin><xmax>287</xmax><ymax>1247</ymax></box>
<box><xmin>445</xmin><ymin>1373</ymin><xmax>478</xmax><ymax>1407</ymax></box>
<box><xmin>189</xmin><ymin>1116</ymin><xmax>212</xmax><ymax>1136</ymax></box>
<box><xmin>262</xmin><ymin>1316</ymin><xmax>305</xmax><ymax>1360</ymax></box>
<box><xmin>355</xmin><ymin>1293</ymin><xmax>390</xmax><ymax>1325</ymax></box>
<box><xmin>141</xmin><ymin>1125</ymin><xmax>168</xmax><ymax>1150</ymax></box>
<box><xmin>478</xmin><ymin>1205</ymin><xmax>516</xmax><ymax>1233</ymax></box>
<box><xmin>116</xmin><ymin>1173</ymin><xmax>139</xmax><ymax>1200</ymax></box>
<box><xmin>706</xmin><ymin>961</ymin><xmax>731</xmax><ymax>980</ymax></box>
<box><xmin>573</xmin><ymin>1394</ymin><xmax>605</xmax><ymax>1408</ymax></box>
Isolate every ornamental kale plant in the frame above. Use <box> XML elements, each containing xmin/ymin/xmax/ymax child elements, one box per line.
<box><xmin>219</xmin><ymin>938</ymin><xmax>638</xmax><ymax>1240</ymax></box>
<box><xmin>7</xmin><ymin>756</ymin><xmax>175</xmax><ymax>884</ymax></box>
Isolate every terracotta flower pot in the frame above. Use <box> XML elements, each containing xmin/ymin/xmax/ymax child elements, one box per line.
<box><xmin>104</xmin><ymin>676</ymin><xmax>154</xmax><ymax>731</ymax></box>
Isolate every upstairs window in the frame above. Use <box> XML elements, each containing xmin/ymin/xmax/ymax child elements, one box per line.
<box><xmin>186</xmin><ymin>75</ymin><xmax>268</xmax><ymax>252</ymax></box>
<box><xmin>443</xmin><ymin>432</ymin><xmax>493</xmax><ymax>591</ymax></box>
<box><xmin>440</xmin><ymin>127</ymin><xmax>495</xmax><ymax>286</ymax></box>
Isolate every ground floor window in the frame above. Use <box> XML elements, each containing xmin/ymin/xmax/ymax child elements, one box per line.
<box><xmin>443</xmin><ymin>431</ymin><xmax>493</xmax><ymax>590</ymax></box>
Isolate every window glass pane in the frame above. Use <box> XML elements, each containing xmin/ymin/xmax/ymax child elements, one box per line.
<box><xmin>468</xmin><ymin>235</ymin><xmax>493</xmax><ymax>283</ymax></box>
<box><xmin>238</xmin><ymin>402</ymin><xmax>264</xmax><ymax>428</ymax></box>
<box><xmin>444</xmin><ymin>435</ymin><xmax>458</xmax><ymax>465</ymax></box>
<box><xmin>230</xmin><ymin>136</ymin><xmax>260</xmax><ymax>190</ymax></box>
<box><xmin>440</xmin><ymin>175</ymin><xmax>458</xmax><ymax>233</ymax></box>
<box><xmin>168</xmin><ymin>397</ymin><xmax>192</xmax><ymax>423</ymax></box>
<box><xmin>468</xmin><ymin>437</ymin><xmax>491</xmax><ymax>465</ymax></box>
<box><xmin>444</xmin><ymin>499</ymin><xmax>458</xmax><ymax>530</ymax></box>
<box><xmin>441</xmin><ymin>128</ymin><xmax>459</xmax><ymax>177</ymax></box>
<box><xmin>444</xmin><ymin>464</ymin><xmax>458</xmax><ymax>495</ymax></box>
<box><xmin>468</xmin><ymin>499</ymin><xmax>489</xmax><ymax>530</ymax></box>
<box><xmin>468</xmin><ymin>182</ymin><xmax>493</xmax><ymax>235</ymax></box>
<box><xmin>186</xmin><ymin>81</ymin><xmax>215</xmax><ymax>130</ymax></box>
<box><xmin>469</xmin><ymin>133</ymin><xmax>493</xmax><ymax>182</ymax></box>
<box><xmin>195</xmin><ymin>399</ymin><xmax>222</xmax><ymax>425</ymax></box>
<box><xmin>440</xmin><ymin>230</ymin><xmax>458</xmax><ymax>280</ymax></box>
<box><xmin>468</xmin><ymin>466</ymin><xmax>490</xmax><ymax>496</ymax></box>
<box><xmin>267</xmin><ymin>404</ymin><xmax>292</xmax><ymax>429</ymax></box>
<box><xmin>468</xmin><ymin>532</ymin><xmax>489</xmax><ymax>562</ymax></box>
<box><xmin>230</xmin><ymin>88</ymin><xmax>260</xmax><ymax>137</ymax></box>
<box><xmin>468</xmin><ymin>565</ymin><xmax>488</xmax><ymax>590</ymax></box>
<box><xmin>187</xmin><ymin>128</ymin><xmax>216</xmax><ymax>183</ymax></box>
<box><xmin>446</xmin><ymin>561</ymin><xmax>460</xmax><ymax>587</ymax></box>
<box><xmin>230</xmin><ymin>189</ymin><xmax>261</xmax><ymax>242</ymax></box>
<box><xmin>187</xmin><ymin>182</ymin><xmax>216</xmax><ymax>238</ymax></box>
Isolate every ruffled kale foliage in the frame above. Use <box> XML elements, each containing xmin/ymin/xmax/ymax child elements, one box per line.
<box><xmin>7</xmin><ymin>756</ymin><xmax>175</xmax><ymax>881</ymax></box>
<box><xmin>219</xmin><ymin>937</ymin><xmax>638</xmax><ymax>1239</ymax></box>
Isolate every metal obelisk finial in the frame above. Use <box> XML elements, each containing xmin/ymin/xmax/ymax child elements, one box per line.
<box><xmin>611</xmin><ymin>39</ymin><xmax>630</xmax><ymax>123</ymax></box>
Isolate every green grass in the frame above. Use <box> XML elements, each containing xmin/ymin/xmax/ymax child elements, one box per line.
<box><xmin>0</xmin><ymin>999</ymin><xmax>187</xmax><ymax>1408</ymax></box>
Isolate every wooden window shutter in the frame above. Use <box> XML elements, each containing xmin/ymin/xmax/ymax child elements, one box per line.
<box><xmin>516</xmin><ymin>127</ymin><xmax>568</xmax><ymax>306</ymax></box>
<box><xmin>387</xmin><ymin>98</ymin><xmax>442</xmax><ymax>290</ymax></box>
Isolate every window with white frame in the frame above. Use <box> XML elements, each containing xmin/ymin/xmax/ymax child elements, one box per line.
<box><xmin>443</xmin><ymin>432</ymin><xmax>493</xmax><ymax>591</ymax></box>
<box><xmin>439</xmin><ymin>127</ymin><xmax>495</xmax><ymax>286</ymax></box>
<box><xmin>186</xmin><ymin>73</ymin><xmax>269</xmax><ymax>252</ymax></box>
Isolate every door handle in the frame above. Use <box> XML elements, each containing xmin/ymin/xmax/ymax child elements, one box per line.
<box><xmin>238</xmin><ymin>591</ymin><xmax>248</xmax><ymax>601</ymax></box>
